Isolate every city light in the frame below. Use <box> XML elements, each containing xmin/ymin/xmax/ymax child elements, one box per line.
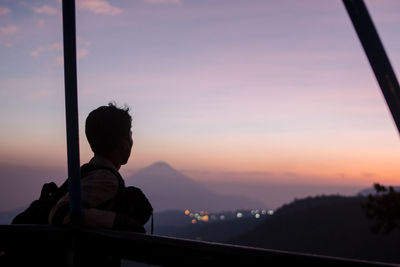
<box><xmin>268</xmin><ymin>210</ymin><xmax>274</xmax><ymax>215</ymax></box>
<box><xmin>184</xmin><ymin>208</ymin><xmax>269</xmax><ymax>224</ymax></box>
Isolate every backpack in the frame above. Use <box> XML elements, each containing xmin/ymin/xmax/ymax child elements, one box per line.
<box><xmin>11</xmin><ymin>163</ymin><xmax>107</xmax><ymax>225</ymax></box>
<box><xmin>12</xmin><ymin>163</ymin><xmax>153</xmax><ymax>233</ymax></box>
<box><xmin>11</xmin><ymin>163</ymin><xmax>122</xmax><ymax>224</ymax></box>
<box><xmin>119</xmin><ymin>186</ymin><xmax>153</xmax><ymax>225</ymax></box>
<box><xmin>11</xmin><ymin>181</ymin><xmax>68</xmax><ymax>224</ymax></box>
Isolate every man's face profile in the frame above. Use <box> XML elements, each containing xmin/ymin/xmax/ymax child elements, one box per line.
<box><xmin>121</xmin><ymin>130</ymin><xmax>133</xmax><ymax>165</ymax></box>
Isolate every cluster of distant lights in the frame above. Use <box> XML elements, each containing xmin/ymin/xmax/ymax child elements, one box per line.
<box><xmin>184</xmin><ymin>209</ymin><xmax>274</xmax><ymax>224</ymax></box>
<box><xmin>184</xmin><ymin>210</ymin><xmax>210</xmax><ymax>224</ymax></box>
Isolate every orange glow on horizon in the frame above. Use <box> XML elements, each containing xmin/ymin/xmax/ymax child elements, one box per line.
<box><xmin>1</xmin><ymin>127</ymin><xmax>399</xmax><ymax>187</ymax></box>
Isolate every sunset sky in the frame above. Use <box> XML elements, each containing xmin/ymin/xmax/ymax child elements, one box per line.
<box><xmin>0</xmin><ymin>0</ymin><xmax>399</xmax><ymax>189</ymax></box>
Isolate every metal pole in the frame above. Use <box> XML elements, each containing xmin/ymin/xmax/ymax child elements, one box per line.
<box><xmin>62</xmin><ymin>0</ymin><xmax>82</xmax><ymax>225</ymax></box>
<box><xmin>343</xmin><ymin>0</ymin><xmax>400</xmax><ymax>135</ymax></box>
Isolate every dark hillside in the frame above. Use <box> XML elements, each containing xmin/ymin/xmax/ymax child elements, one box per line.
<box><xmin>231</xmin><ymin>196</ymin><xmax>400</xmax><ymax>264</ymax></box>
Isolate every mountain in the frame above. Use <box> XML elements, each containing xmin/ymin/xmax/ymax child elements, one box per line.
<box><xmin>125</xmin><ymin>162</ymin><xmax>265</xmax><ymax>212</ymax></box>
<box><xmin>231</xmin><ymin>195</ymin><xmax>400</xmax><ymax>264</ymax></box>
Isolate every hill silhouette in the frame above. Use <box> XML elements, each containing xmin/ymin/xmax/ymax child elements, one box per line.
<box><xmin>125</xmin><ymin>161</ymin><xmax>265</xmax><ymax>212</ymax></box>
<box><xmin>230</xmin><ymin>195</ymin><xmax>400</xmax><ymax>264</ymax></box>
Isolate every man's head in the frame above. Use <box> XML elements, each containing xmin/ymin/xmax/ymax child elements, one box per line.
<box><xmin>85</xmin><ymin>103</ymin><xmax>133</xmax><ymax>165</ymax></box>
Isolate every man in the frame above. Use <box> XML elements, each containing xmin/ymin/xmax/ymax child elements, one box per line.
<box><xmin>49</xmin><ymin>103</ymin><xmax>151</xmax><ymax>232</ymax></box>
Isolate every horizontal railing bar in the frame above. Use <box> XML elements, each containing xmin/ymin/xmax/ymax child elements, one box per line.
<box><xmin>0</xmin><ymin>225</ymin><xmax>396</xmax><ymax>266</ymax></box>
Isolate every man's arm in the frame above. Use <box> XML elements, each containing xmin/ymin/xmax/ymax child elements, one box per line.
<box><xmin>50</xmin><ymin>169</ymin><xmax>145</xmax><ymax>232</ymax></box>
<box><xmin>61</xmin><ymin>208</ymin><xmax>145</xmax><ymax>233</ymax></box>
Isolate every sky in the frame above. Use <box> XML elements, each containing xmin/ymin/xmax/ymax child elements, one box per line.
<box><xmin>0</xmin><ymin>0</ymin><xmax>400</xmax><ymax>196</ymax></box>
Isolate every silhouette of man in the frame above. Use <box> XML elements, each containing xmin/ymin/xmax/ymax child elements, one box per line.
<box><xmin>50</xmin><ymin>103</ymin><xmax>151</xmax><ymax>232</ymax></box>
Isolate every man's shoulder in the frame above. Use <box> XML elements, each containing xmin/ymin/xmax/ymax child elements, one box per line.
<box><xmin>80</xmin><ymin>166</ymin><xmax>124</xmax><ymax>208</ymax></box>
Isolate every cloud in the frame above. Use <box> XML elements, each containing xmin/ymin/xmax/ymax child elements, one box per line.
<box><xmin>33</xmin><ymin>5</ymin><xmax>59</xmax><ymax>16</ymax></box>
<box><xmin>144</xmin><ymin>0</ymin><xmax>180</xmax><ymax>3</ymax></box>
<box><xmin>0</xmin><ymin>24</ymin><xmax>18</xmax><ymax>48</ymax></box>
<box><xmin>3</xmin><ymin>42</ymin><xmax>14</xmax><ymax>47</ymax></box>
<box><xmin>76</xmin><ymin>36</ymin><xmax>91</xmax><ymax>60</ymax></box>
<box><xmin>0</xmin><ymin>25</ymin><xmax>18</xmax><ymax>35</ymax></box>
<box><xmin>31</xmin><ymin>39</ymin><xmax>90</xmax><ymax>65</ymax></box>
<box><xmin>77</xmin><ymin>36</ymin><xmax>92</xmax><ymax>47</ymax></box>
<box><xmin>30</xmin><ymin>49</ymin><xmax>42</xmax><ymax>57</ymax></box>
<box><xmin>77</xmin><ymin>0</ymin><xmax>122</xmax><ymax>15</ymax></box>
<box><xmin>0</xmin><ymin>6</ymin><xmax>11</xmax><ymax>15</ymax></box>
<box><xmin>49</xmin><ymin>42</ymin><xmax>63</xmax><ymax>51</ymax></box>
<box><xmin>77</xmin><ymin>48</ymin><xmax>89</xmax><ymax>59</ymax></box>
<box><xmin>37</xmin><ymin>19</ymin><xmax>46</xmax><ymax>27</ymax></box>
<box><xmin>30</xmin><ymin>42</ymin><xmax>63</xmax><ymax>57</ymax></box>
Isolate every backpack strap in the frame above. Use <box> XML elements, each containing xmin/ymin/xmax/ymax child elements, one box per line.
<box><xmin>151</xmin><ymin>213</ymin><xmax>154</xmax><ymax>235</ymax></box>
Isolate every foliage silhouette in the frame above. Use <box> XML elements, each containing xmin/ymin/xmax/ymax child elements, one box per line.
<box><xmin>363</xmin><ymin>183</ymin><xmax>400</xmax><ymax>233</ymax></box>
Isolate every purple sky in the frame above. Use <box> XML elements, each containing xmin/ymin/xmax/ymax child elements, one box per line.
<box><xmin>0</xmin><ymin>0</ymin><xmax>400</xmax><ymax>207</ymax></box>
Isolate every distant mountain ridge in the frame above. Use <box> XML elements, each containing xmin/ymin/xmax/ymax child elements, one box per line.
<box><xmin>125</xmin><ymin>161</ymin><xmax>266</xmax><ymax>212</ymax></box>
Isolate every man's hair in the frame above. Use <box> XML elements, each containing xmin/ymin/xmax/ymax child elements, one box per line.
<box><xmin>85</xmin><ymin>103</ymin><xmax>132</xmax><ymax>155</ymax></box>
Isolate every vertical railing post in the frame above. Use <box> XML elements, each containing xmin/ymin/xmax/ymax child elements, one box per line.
<box><xmin>343</xmin><ymin>0</ymin><xmax>400</xmax><ymax>135</ymax></box>
<box><xmin>62</xmin><ymin>0</ymin><xmax>82</xmax><ymax>225</ymax></box>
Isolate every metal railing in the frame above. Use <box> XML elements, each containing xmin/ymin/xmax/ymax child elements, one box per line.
<box><xmin>0</xmin><ymin>225</ymin><xmax>397</xmax><ymax>266</ymax></box>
